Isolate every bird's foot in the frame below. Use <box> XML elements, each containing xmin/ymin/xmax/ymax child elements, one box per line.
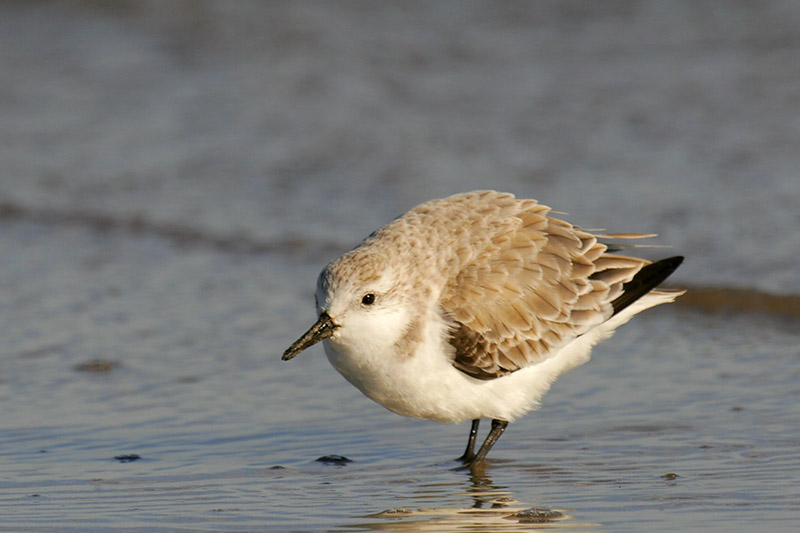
<box><xmin>455</xmin><ymin>451</ymin><xmax>476</xmax><ymax>465</ymax></box>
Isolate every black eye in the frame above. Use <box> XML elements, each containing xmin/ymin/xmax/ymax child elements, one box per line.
<box><xmin>361</xmin><ymin>293</ymin><xmax>375</xmax><ymax>306</ymax></box>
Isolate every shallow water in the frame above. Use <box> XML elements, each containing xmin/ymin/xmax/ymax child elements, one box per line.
<box><xmin>2</xmin><ymin>233</ymin><xmax>798</xmax><ymax>531</ymax></box>
<box><xmin>2</xmin><ymin>1</ymin><xmax>800</xmax><ymax>531</ymax></box>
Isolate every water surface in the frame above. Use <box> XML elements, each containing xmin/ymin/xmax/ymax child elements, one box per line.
<box><xmin>1</xmin><ymin>1</ymin><xmax>799</xmax><ymax>531</ymax></box>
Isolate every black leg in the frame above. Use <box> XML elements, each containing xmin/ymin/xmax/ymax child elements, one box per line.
<box><xmin>468</xmin><ymin>419</ymin><xmax>508</xmax><ymax>469</ymax></box>
<box><xmin>457</xmin><ymin>419</ymin><xmax>480</xmax><ymax>463</ymax></box>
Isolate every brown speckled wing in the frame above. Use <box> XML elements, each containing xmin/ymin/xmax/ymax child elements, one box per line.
<box><xmin>440</xmin><ymin>198</ymin><xmax>650</xmax><ymax>380</ymax></box>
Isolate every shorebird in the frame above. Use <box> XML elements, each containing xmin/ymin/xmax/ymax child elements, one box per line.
<box><xmin>283</xmin><ymin>191</ymin><xmax>683</xmax><ymax>469</ymax></box>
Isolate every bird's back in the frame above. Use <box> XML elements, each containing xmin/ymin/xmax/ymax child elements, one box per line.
<box><xmin>365</xmin><ymin>191</ymin><xmax>682</xmax><ymax>381</ymax></box>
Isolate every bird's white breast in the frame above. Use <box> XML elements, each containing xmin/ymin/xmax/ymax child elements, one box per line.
<box><xmin>322</xmin><ymin>309</ymin><xmax>571</xmax><ymax>423</ymax></box>
<box><xmin>323</xmin><ymin>291</ymin><xmax>675</xmax><ymax>424</ymax></box>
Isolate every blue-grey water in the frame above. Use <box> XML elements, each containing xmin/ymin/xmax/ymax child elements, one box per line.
<box><xmin>1</xmin><ymin>2</ymin><xmax>799</xmax><ymax>531</ymax></box>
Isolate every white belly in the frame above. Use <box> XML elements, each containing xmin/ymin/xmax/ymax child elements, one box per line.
<box><xmin>323</xmin><ymin>293</ymin><xmax>671</xmax><ymax>424</ymax></box>
<box><xmin>323</xmin><ymin>327</ymin><xmax>592</xmax><ymax>424</ymax></box>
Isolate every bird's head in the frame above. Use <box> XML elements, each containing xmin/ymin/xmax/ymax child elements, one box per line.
<box><xmin>282</xmin><ymin>251</ymin><xmax>416</xmax><ymax>361</ymax></box>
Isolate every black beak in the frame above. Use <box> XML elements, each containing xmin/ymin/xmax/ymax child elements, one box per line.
<box><xmin>281</xmin><ymin>312</ymin><xmax>337</xmax><ymax>361</ymax></box>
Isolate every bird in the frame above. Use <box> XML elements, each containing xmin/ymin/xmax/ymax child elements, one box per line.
<box><xmin>282</xmin><ymin>190</ymin><xmax>684</xmax><ymax>470</ymax></box>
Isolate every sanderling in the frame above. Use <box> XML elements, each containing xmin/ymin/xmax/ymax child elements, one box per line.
<box><xmin>283</xmin><ymin>191</ymin><xmax>684</xmax><ymax>469</ymax></box>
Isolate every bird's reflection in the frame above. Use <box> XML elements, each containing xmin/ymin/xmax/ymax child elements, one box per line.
<box><xmin>353</xmin><ymin>462</ymin><xmax>580</xmax><ymax>531</ymax></box>
<box><xmin>463</xmin><ymin>462</ymin><xmax>510</xmax><ymax>508</ymax></box>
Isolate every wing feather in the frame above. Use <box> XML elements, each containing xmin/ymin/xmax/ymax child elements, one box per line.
<box><xmin>440</xmin><ymin>193</ymin><xmax>675</xmax><ymax>381</ymax></box>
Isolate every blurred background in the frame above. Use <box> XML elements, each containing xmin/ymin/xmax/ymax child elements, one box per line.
<box><xmin>1</xmin><ymin>1</ymin><xmax>798</xmax><ymax>530</ymax></box>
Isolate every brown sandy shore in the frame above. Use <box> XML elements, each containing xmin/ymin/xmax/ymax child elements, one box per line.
<box><xmin>671</xmin><ymin>285</ymin><xmax>800</xmax><ymax>319</ymax></box>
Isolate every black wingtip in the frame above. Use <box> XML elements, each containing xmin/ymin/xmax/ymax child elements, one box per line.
<box><xmin>611</xmin><ymin>255</ymin><xmax>684</xmax><ymax>315</ymax></box>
